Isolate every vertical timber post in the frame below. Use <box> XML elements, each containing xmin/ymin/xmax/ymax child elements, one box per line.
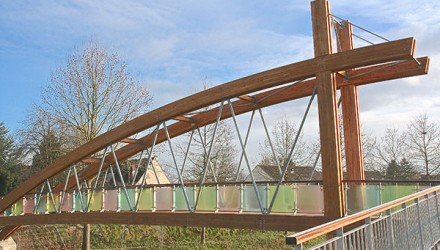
<box><xmin>311</xmin><ymin>0</ymin><xmax>345</xmax><ymax>218</ymax></box>
<box><xmin>336</xmin><ymin>20</ymin><xmax>366</xmax><ymax>213</ymax></box>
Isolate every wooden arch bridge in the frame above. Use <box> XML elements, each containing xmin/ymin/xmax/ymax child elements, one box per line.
<box><xmin>0</xmin><ymin>0</ymin><xmax>434</xmax><ymax>247</ymax></box>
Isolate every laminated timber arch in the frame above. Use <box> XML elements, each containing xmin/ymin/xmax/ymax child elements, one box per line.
<box><xmin>0</xmin><ymin>0</ymin><xmax>430</xmax><ymax>240</ymax></box>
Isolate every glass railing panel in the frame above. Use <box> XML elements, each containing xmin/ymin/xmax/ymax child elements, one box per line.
<box><xmin>243</xmin><ymin>184</ymin><xmax>267</xmax><ymax>212</ymax></box>
<box><xmin>267</xmin><ymin>184</ymin><xmax>295</xmax><ymax>213</ymax></box>
<box><xmin>137</xmin><ymin>188</ymin><xmax>154</xmax><ymax>211</ymax></box>
<box><xmin>74</xmin><ymin>191</ymin><xmax>87</xmax><ymax>212</ymax></box>
<box><xmin>365</xmin><ymin>184</ymin><xmax>380</xmax><ymax>209</ymax></box>
<box><xmin>3</xmin><ymin>207</ymin><xmax>12</xmax><ymax>216</ymax></box>
<box><xmin>346</xmin><ymin>184</ymin><xmax>367</xmax><ymax>214</ymax></box>
<box><xmin>174</xmin><ymin>186</ymin><xmax>195</xmax><ymax>211</ymax></box>
<box><xmin>156</xmin><ymin>187</ymin><xmax>173</xmax><ymax>211</ymax></box>
<box><xmin>12</xmin><ymin>198</ymin><xmax>23</xmax><ymax>216</ymax></box>
<box><xmin>119</xmin><ymin>188</ymin><xmax>136</xmax><ymax>211</ymax></box>
<box><xmin>23</xmin><ymin>195</ymin><xmax>36</xmax><ymax>214</ymax></box>
<box><xmin>88</xmin><ymin>191</ymin><xmax>103</xmax><ymax>211</ymax></box>
<box><xmin>196</xmin><ymin>186</ymin><xmax>217</xmax><ymax>211</ymax></box>
<box><xmin>60</xmin><ymin>193</ymin><xmax>73</xmax><ymax>212</ymax></box>
<box><xmin>396</xmin><ymin>184</ymin><xmax>417</xmax><ymax>199</ymax></box>
<box><xmin>296</xmin><ymin>185</ymin><xmax>324</xmax><ymax>214</ymax></box>
<box><xmin>381</xmin><ymin>184</ymin><xmax>398</xmax><ymax>204</ymax></box>
<box><xmin>218</xmin><ymin>185</ymin><xmax>240</xmax><ymax>212</ymax></box>
<box><xmin>47</xmin><ymin>193</ymin><xmax>60</xmax><ymax>213</ymax></box>
<box><xmin>36</xmin><ymin>195</ymin><xmax>48</xmax><ymax>214</ymax></box>
<box><xmin>103</xmin><ymin>189</ymin><xmax>118</xmax><ymax>211</ymax></box>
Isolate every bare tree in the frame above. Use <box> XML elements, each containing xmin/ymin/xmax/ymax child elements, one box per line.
<box><xmin>259</xmin><ymin>117</ymin><xmax>312</xmax><ymax>168</ymax></box>
<box><xmin>405</xmin><ymin>114</ymin><xmax>440</xmax><ymax>179</ymax></box>
<box><xmin>184</xmin><ymin>121</ymin><xmax>237</xmax><ymax>182</ymax></box>
<box><xmin>373</xmin><ymin>128</ymin><xmax>408</xmax><ymax>173</ymax></box>
<box><xmin>22</xmin><ymin>40</ymin><xmax>152</xmax><ymax>250</ymax></box>
<box><xmin>40</xmin><ymin>41</ymin><xmax>152</xmax><ymax>146</ymax></box>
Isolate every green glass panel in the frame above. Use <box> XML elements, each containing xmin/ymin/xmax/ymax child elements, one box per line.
<box><xmin>397</xmin><ymin>184</ymin><xmax>417</xmax><ymax>198</ymax></box>
<box><xmin>243</xmin><ymin>184</ymin><xmax>267</xmax><ymax>212</ymax></box>
<box><xmin>47</xmin><ymin>194</ymin><xmax>60</xmax><ymax>213</ymax></box>
<box><xmin>268</xmin><ymin>185</ymin><xmax>295</xmax><ymax>213</ymax></box>
<box><xmin>382</xmin><ymin>184</ymin><xmax>398</xmax><ymax>204</ymax></box>
<box><xmin>196</xmin><ymin>186</ymin><xmax>216</xmax><ymax>211</ymax></box>
<box><xmin>174</xmin><ymin>186</ymin><xmax>194</xmax><ymax>211</ymax></box>
<box><xmin>88</xmin><ymin>191</ymin><xmax>103</xmax><ymax>211</ymax></box>
<box><xmin>3</xmin><ymin>207</ymin><xmax>12</xmax><ymax>216</ymax></box>
<box><xmin>137</xmin><ymin>188</ymin><xmax>154</xmax><ymax>211</ymax></box>
<box><xmin>218</xmin><ymin>185</ymin><xmax>240</xmax><ymax>212</ymax></box>
<box><xmin>396</xmin><ymin>184</ymin><xmax>417</xmax><ymax>206</ymax></box>
<box><xmin>74</xmin><ymin>192</ymin><xmax>87</xmax><ymax>212</ymax></box>
<box><xmin>364</xmin><ymin>185</ymin><xmax>380</xmax><ymax>209</ymax></box>
<box><xmin>12</xmin><ymin>199</ymin><xmax>23</xmax><ymax>216</ymax></box>
<box><xmin>119</xmin><ymin>188</ymin><xmax>136</xmax><ymax>211</ymax></box>
<box><xmin>36</xmin><ymin>195</ymin><xmax>48</xmax><ymax>214</ymax></box>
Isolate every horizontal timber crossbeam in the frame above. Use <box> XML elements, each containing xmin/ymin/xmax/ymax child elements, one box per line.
<box><xmin>0</xmin><ymin>212</ymin><xmax>330</xmax><ymax>232</ymax></box>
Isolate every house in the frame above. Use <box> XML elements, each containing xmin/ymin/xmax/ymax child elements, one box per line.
<box><xmin>105</xmin><ymin>156</ymin><xmax>170</xmax><ymax>186</ymax></box>
<box><xmin>247</xmin><ymin>165</ymin><xmax>322</xmax><ymax>182</ymax></box>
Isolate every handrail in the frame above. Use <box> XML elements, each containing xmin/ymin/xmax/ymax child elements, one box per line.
<box><xmin>286</xmin><ymin>184</ymin><xmax>440</xmax><ymax>245</ymax></box>
<box><xmin>344</xmin><ymin>179</ymin><xmax>440</xmax><ymax>184</ymax></box>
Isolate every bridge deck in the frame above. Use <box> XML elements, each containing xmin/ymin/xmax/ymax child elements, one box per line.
<box><xmin>0</xmin><ymin>212</ymin><xmax>330</xmax><ymax>232</ymax></box>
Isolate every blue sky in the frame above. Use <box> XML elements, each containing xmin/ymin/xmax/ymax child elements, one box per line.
<box><xmin>1</xmin><ymin>0</ymin><xmax>439</xmax><ymax>142</ymax></box>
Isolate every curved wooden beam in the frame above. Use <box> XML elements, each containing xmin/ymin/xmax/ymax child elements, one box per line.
<box><xmin>0</xmin><ymin>38</ymin><xmax>419</xmax><ymax>239</ymax></box>
<box><xmin>57</xmin><ymin>56</ymin><xmax>428</xmax><ymax>192</ymax></box>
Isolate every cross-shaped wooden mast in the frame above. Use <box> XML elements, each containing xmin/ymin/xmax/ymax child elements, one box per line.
<box><xmin>311</xmin><ymin>0</ymin><xmax>429</xmax><ymax>219</ymax></box>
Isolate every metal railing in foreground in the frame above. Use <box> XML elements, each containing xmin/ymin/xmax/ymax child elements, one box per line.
<box><xmin>286</xmin><ymin>185</ymin><xmax>440</xmax><ymax>250</ymax></box>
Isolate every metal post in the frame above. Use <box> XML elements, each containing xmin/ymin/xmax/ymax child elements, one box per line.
<box><xmin>72</xmin><ymin>165</ymin><xmax>86</xmax><ymax>212</ymax></box>
<box><xmin>425</xmin><ymin>194</ymin><xmax>434</xmax><ymax>246</ymax></box>
<box><xmin>46</xmin><ymin>179</ymin><xmax>58</xmax><ymax>213</ymax></box>
<box><xmin>87</xmin><ymin>146</ymin><xmax>108</xmax><ymax>211</ymax></box>
<box><xmin>163</xmin><ymin>121</ymin><xmax>192</xmax><ymax>212</ymax></box>
<box><xmin>133</xmin><ymin>125</ymin><xmax>161</xmax><ymax>210</ymax></box>
<box><xmin>336</xmin><ymin>228</ymin><xmax>345</xmax><ymax>250</ymax></box>
<box><xmin>365</xmin><ymin>218</ymin><xmax>373</xmax><ymax>250</ymax></box>
<box><xmin>194</xmin><ymin>102</ymin><xmax>224</xmax><ymax>211</ymax></box>
<box><xmin>228</xmin><ymin>99</ymin><xmax>265</xmax><ymax>214</ymax></box>
<box><xmin>110</xmin><ymin>144</ymin><xmax>134</xmax><ymax>211</ymax></box>
<box><xmin>234</xmin><ymin>109</ymin><xmax>256</xmax><ymax>181</ymax></box>
<box><xmin>402</xmin><ymin>203</ymin><xmax>410</xmax><ymax>249</ymax></box>
<box><xmin>258</xmin><ymin>108</ymin><xmax>282</xmax><ymax>177</ymax></box>
<box><xmin>416</xmin><ymin>198</ymin><xmax>425</xmax><ymax>249</ymax></box>
<box><xmin>59</xmin><ymin>167</ymin><xmax>72</xmax><ymax>212</ymax></box>
<box><xmin>385</xmin><ymin>209</ymin><xmax>394</xmax><ymax>250</ymax></box>
<box><xmin>179</xmin><ymin>129</ymin><xmax>195</xmax><ymax>177</ymax></box>
<box><xmin>196</xmin><ymin>127</ymin><xmax>218</xmax><ymax>183</ymax></box>
<box><xmin>268</xmin><ymin>86</ymin><xmax>317</xmax><ymax>214</ymax></box>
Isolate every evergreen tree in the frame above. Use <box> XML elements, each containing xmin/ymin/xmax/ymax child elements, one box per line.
<box><xmin>0</xmin><ymin>122</ymin><xmax>22</xmax><ymax>195</ymax></box>
<box><xmin>385</xmin><ymin>158</ymin><xmax>418</xmax><ymax>180</ymax></box>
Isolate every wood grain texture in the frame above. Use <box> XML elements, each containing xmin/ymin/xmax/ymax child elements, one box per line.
<box><xmin>0</xmin><ymin>212</ymin><xmax>330</xmax><ymax>232</ymax></box>
<box><xmin>312</xmin><ymin>0</ymin><xmax>345</xmax><ymax>218</ymax></box>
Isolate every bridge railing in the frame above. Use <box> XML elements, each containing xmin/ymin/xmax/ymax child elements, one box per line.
<box><xmin>344</xmin><ymin>180</ymin><xmax>440</xmax><ymax>215</ymax></box>
<box><xmin>287</xmin><ymin>184</ymin><xmax>440</xmax><ymax>249</ymax></box>
<box><xmin>3</xmin><ymin>180</ymin><xmax>438</xmax><ymax>218</ymax></box>
<box><xmin>2</xmin><ymin>182</ymin><xmax>325</xmax><ymax>216</ymax></box>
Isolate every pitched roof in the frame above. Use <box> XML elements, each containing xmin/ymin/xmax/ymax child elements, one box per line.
<box><xmin>253</xmin><ymin>165</ymin><xmax>322</xmax><ymax>181</ymax></box>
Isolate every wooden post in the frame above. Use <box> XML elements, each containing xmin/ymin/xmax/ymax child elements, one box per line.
<box><xmin>311</xmin><ymin>0</ymin><xmax>345</xmax><ymax>218</ymax></box>
<box><xmin>336</xmin><ymin>20</ymin><xmax>366</xmax><ymax>213</ymax></box>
